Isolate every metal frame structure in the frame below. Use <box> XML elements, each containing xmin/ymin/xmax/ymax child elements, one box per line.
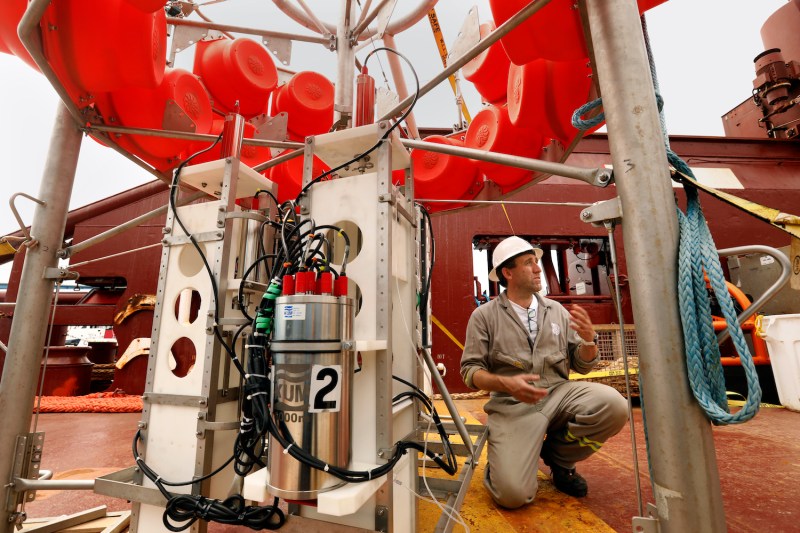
<box><xmin>0</xmin><ymin>0</ymin><xmax>751</xmax><ymax>531</ymax></box>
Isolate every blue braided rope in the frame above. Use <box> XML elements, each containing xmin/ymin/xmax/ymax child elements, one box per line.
<box><xmin>571</xmin><ymin>94</ymin><xmax>663</xmax><ymax>132</ymax></box>
<box><xmin>671</xmin><ymin>151</ymin><xmax>761</xmax><ymax>424</ymax></box>
<box><xmin>571</xmin><ymin>86</ymin><xmax>761</xmax><ymax>425</ymax></box>
<box><xmin>571</xmin><ymin>99</ymin><xmax>605</xmax><ymax>131</ymax></box>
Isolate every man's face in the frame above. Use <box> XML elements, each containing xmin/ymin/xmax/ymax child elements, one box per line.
<box><xmin>505</xmin><ymin>252</ymin><xmax>542</xmax><ymax>294</ymax></box>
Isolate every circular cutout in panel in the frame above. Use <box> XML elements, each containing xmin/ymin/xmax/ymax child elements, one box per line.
<box><xmin>324</xmin><ymin>220</ymin><xmax>363</xmax><ymax>267</ymax></box>
<box><xmin>169</xmin><ymin>336</ymin><xmax>197</xmax><ymax>378</ymax></box>
<box><xmin>173</xmin><ymin>288</ymin><xmax>202</xmax><ymax>325</ymax></box>
<box><xmin>178</xmin><ymin>243</ymin><xmax>205</xmax><ymax>278</ymax></box>
<box><xmin>346</xmin><ymin>278</ymin><xmax>363</xmax><ymax>317</ymax></box>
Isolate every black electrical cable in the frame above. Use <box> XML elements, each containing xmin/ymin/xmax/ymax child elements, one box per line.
<box><xmin>168</xmin><ymin>135</ymin><xmax>246</xmax><ymax>378</ymax></box>
<box><xmin>133</xmin><ymin>430</ymin><xmax>285</xmax><ymax>531</ymax></box>
<box><xmin>295</xmin><ymin>46</ymin><xmax>420</xmax><ymax>202</ymax></box>
<box><xmin>417</xmin><ymin>205</ymin><xmax>435</xmax><ymax>348</ymax></box>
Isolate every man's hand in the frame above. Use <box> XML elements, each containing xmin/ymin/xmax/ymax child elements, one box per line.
<box><xmin>500</xmin><ymin>374</ymin><xmax>548</xmax><ymax>403</ymax></box>
<box><xmin>569</xmin><ymin>304</ymin><xmax>596</xmax><ymax>342</ymax></box>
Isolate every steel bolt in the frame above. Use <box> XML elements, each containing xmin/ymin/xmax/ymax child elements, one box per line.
<box><xmin>581</xmin><ymin>211</ymin><xmax>591</xmax><ymax>220</ymax></box>
<box><xmin>162</xmin><ymin>227</ymin><xmax>171</xmax><ymax>234</ymax></box>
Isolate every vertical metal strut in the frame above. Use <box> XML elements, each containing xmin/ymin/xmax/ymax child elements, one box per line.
<box><xmin>0</xmin><ymin>103</ymin><xmax>82</xmax><ymax>532</ymax></box>
<box><xmin>583</xmin><ymin>0</ymin><xmax>727</xmax><ymax>531</ymax></box>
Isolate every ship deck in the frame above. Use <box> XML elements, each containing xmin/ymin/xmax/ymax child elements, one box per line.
<box><xmin>18</xmin><ymin>398</ymin><xmax>800</xmax><ymax>533</ymax></box>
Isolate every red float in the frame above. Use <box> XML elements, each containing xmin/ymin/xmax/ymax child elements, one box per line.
<box><xmin>489</xmin><ymin>0</ymin><xmax>670</xmax><ymax>66</ymax></box>
<box><xmin>0</xmin><ymin>0</ymin><xmax>37</xmax><ymax>69</ymax></box>
<box><xmin>464</xmin><ymin>105</ymin><xmax>542</xmax><ymax>187</ymax></box>
<box><xmin>269</xmin><ymin>149</ymin><xmax>330</xmax><ymax>203</ymax></box>
<box><xmin>271</xmin><ymin>71</ymin><xmax>335</xmax><ymax>139</ymax></box>
<box><xmin>44</xmin><ymin>0</ymin><xmax>166</xmax><ymax>94</ymax></box>
<box><xmin>507</xmin><ymin>58</ymin><xmax>599</xmax><ymax>145</ymax></box>
<box><xmin>193</xmin><ymin>37</ymin><xmax>278</xmax><ymax>119</ymax></box>
<box><xmin>108</xmin><ymin>68</ymin><xmax>213</xmax><ymax>161</ymax></box>
<box><xmin>411</xmin><ymin>135</ymin><xmax>480</xmax><ymax>200</ymax></box>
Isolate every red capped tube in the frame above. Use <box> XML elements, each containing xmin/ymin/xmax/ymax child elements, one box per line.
<box><xmin>282</xmin><ymin>274</ymin><xmax>295</xmax><ymax>296</ymax></box>
<box><xmin>295</xmin><ymin>271</ymin><xmax>316</xmax><ymax>294</ymax></box>
<box><xmin>334</xmin><ymin>275</ymin><xmax>349</xmax><ymax>297</ymax></box>
<box><xmin>317</xmin><ymin>272</ymin><xmax>334</xmax><ymax>295</ymax></box>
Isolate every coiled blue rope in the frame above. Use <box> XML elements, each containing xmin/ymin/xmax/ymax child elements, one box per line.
<box><xmin>670</xmin><ymin>153</ymin><xmax>761</xmax><ymax>424</ymax></box>
<box><xmin>572</xmin><ymin>99</ymin><xmax>761</xmax><ymax>425</ymax></box>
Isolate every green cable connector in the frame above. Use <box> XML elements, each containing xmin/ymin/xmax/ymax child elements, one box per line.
<box><xmin>254</xmin><ymin>278</ymin><xmax>282</xmax><ymax>336</ymax></box>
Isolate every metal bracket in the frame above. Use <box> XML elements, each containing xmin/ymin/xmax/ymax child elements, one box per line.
<box><xmin>9</xmin><ymin>192</ymin><xmax>46</xmax><ymax>249</ymax></box>
<box><xmin>162</xmin><ymin>99</ymin><xmax>197</xmax><ymax>133</ymax></box>
<box><xmin>252</xmin><ymin>113</ymin><xmax>289</xmax><ymax>157</ymax></box>
<box><xmin>262</xmin><ymin>36</ymin><xmax>292</xmax><ymax>66</ymax></box>
<box><xmin>5</xmin><ymin>433</ymin><xmax>44</xmax><ymax>512</ymax></box>
<box><xmin>374</xmin><ymin>505</ymin><xmax>389</xmax><ymax>533</ymax></box>
<box><xmin>632</xmin><ymin>503</ymin><xmax>660</xmax><ymax>533</ymax></box>
<box><xmin>162</xmin><ymin>231</ymin><xmax>224</xmax><ymax>246</ymax></box>
<box><xmin>447</xmin><ymin>6</ymin><xmax>480</xmax><ymax>66</ymax></box>
<box><xmin>374</xmin><ymin>0</ymin><xmax>399</xmax><ymax>40</ymax></box>
<box><xmin>168</xmin><ymin>25</ymin><xmax>213</xmax><ymax>66</ymax></box>
<box><xmin>43</xmin><ymin>267</ymin><xmax>79</xmax><ymax>281</ymax></box>
<box><xmin>580</xmin><ymin>197</ymin><xmax>623</xmax><ymax>226</ymax></box>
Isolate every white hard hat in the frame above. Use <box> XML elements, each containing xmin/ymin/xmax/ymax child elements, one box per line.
<box><xmin>488</xmin><ymin>236</ymin><xmax>543</xmax><ymax>282</ymax></box>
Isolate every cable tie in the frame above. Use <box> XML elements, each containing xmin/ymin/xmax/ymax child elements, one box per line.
<box><xmin>244</xmin><ymin>344</ymin><xmax>262</xmax><ymax>349</ymax></box>
<box><xmin>250</xmin><ymin>392</ymin><xmax>268</xmax><ymax>398</ymax></box>
<box><xmin>368</xmin><ymin>470</ymin><xmax>372</xmax><ymax>481</ymax></box>
<box><xmin>154</xmin><ymin>476</ymin><xmax>161</xmax><ymax>484</ymax></box>
<box><xmin>283</xmin><ymin>444</ymin><xmax>293</xmax><ymax>455</ymax></box>
<box><xmin>323</xmin><ymin>464</ymin><xmax>329</xmax><ymax>472</ymax></box>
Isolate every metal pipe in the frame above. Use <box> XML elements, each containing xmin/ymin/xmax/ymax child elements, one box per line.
<box><xmin>382</xmin><ymin>34</ymin><xmax>420</xmax><ymax>139</ymax></box>
<box><xmin>401</xmin><ymin>138</ymin><xmax>611</xmax><ymax>185</ymax></box>
<box><xmin>88</xmin><ymin>124</ymin><xmax>304</xmax><ymax>150</ymax></box>
<box><xmin>352</xmin><ymin>0</ymin><xmax>375</xmax><ymax>34</ymax></box>
<box><xmin>420</xmin><ymin>349</ymin><xmax>474</xmax><ymax>461</ymax></box>
<box><xmin>716</xmin><ymin>245</ymin><xmax>791</xmax><ymax>343</ymax></box>
<box><xmin>0</xmin><ymin>103</ymin><xmax>82</xmax><ymax>531</ymax></box>
<box><xmin>378</xmin><ymin>0</ymin><xmax>552</xmax><ymax>121</ymax></box>
<box><xmin>295</xmin><ymin>0</ymin><xmax>331</xmax><ymax>36</ymax></box>
<box><xmin>334</xmin><ymin>1</ymin><xmax>357</xmax><ymax>127</ymax></box>
<box><xmin>253</xmin><ymin>147</ymin><xmax>304</xmax><ymax>173</ymax></box>
<box><xmin>13</xmin><ymin>478</ymin><xmax>95</xmax><ymax>491</ymax></box>
<box><xmin>59</xmin><ymin>191</ymin><xmax>208</xmax><ymax>259</ymax></box>
<box><xmin>167</xmin><ymin>16</ymin><xmax>330</xmax><ymax>45</ymax></box>
<box><xmin>584</xmin><ymin>0</ymin><xmax>726</xmax><ymax>531</ymax></box>
<box><xmin>418</xmin><ymin>199</ymin><xmax>593</xmax><ymax>207</ymax></box>
<box><xmin>8</xmin><ymin>193</ymin><xmax>46</xmax><ymax>245</ymax></box>
<box><xmin>272</xmin><ymin>0</ymin><xmax>436</xmax><ymax>41</ymax></box>
<box><xmin>351</xmin><ymin>0</ymin><xmax>393</xmax><ymax>39</ymax></box>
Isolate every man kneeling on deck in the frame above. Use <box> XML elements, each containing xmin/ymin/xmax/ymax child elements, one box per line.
<box><xmin>460</xmin><ymin>236</ymin><xmax>628</xmax><ymax>508</ymax></box>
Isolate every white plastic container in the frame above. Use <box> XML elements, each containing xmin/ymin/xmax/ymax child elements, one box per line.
<box><xmin>761</xmin><ymin>314</ymin><xmax>800</xmax><ymax>412</ymax></box>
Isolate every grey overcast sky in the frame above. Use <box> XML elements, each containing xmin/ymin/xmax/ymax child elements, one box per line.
<box><xmin>0</xmin><ymin>0</ymin><xmax>788</xmax><ymax>282</ymax></box>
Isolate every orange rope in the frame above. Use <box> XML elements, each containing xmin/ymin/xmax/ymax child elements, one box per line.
<box><xmin>33</xmin><ymin>392</ymin><xmax>142</xmax><ymax>413</ymax></box>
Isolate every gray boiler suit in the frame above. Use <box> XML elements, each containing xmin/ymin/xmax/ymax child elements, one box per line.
<box><xmin>461</xmin><ymin>292</ymin><xmax>628</xmax><ymax>509</ymax></box>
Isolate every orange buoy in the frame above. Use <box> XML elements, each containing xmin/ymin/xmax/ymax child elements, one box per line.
<box><xmin>194</xmin><ymin>37</ymin><xmax>278</xmax><ymax>119</ymax></box>
<box><xmin>108</xmin><ymin>68</ymin><xmax>213</xmax><ymax>160</ymax></box>
<box><xmin>45</xmin><ymin>0</ymin><xmax>166</xmax><ymax>93</ymax></box>
<box><xmin>0</xmin><ymin>0</ymin><xmax>38</xmax><ymax>69</ymax></box>
<box><xmin>411</xmin><ymin>136</ymin><xmax>480</xmax><ymax>200</ymax></box>
<box><xmin>464</xmin><ymin>105</ymin><xmax>542</xmax><ymax>187</ymax></box>
<box><xmin>125</xmin><ymin>0</ymin><xmax>167</xmax><ymax>12</ymax></box>
<box><xmin>461</xmin><ymin>21</ymin><xmax>510</xmax><ymax>104</ymax></box>
<box><xmin>269</xmin><ymin>149</ymin><xmax>330</xmax><ymax>203</ymax></box>
<box><xmin>488</xmin><ymin>0</ymin><xmax>587</xmax><ymax>65</ymax></box>
<box><xmin>507</xmin><ymin>58</ymin><xmax>598</xmax><ymax>145</ymax></box>
<box><xmin>271</xmin><ymin>71</ymin><xmax>335</xmax><ymax>139</ymax></box>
